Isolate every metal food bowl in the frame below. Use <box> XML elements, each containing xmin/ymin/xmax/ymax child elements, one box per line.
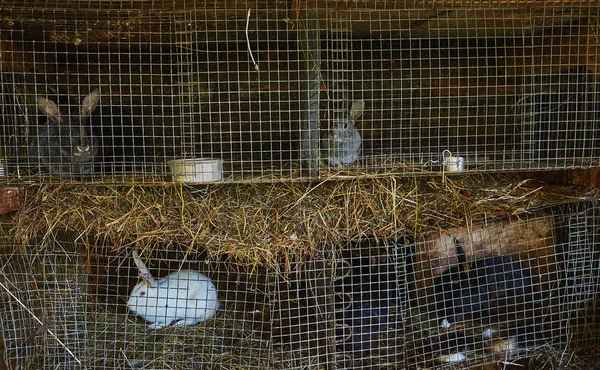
<box><xmin>168</xmin><ymin>158</ymin><xmax>223</xmax><ymax>183</ymax></box>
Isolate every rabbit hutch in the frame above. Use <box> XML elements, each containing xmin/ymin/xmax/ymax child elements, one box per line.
<box><xmin>0</xmin><ymin>0</ymin><xmax>600</xmax><ymax>369</ymax></box>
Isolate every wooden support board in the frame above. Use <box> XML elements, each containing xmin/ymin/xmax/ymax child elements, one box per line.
<box><xmin>412</xmin><ymin>215</ymin><xmax>558</xmax><ymax>299</ymax></box>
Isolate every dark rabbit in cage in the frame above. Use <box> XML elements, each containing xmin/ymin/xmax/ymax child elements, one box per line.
<box><xmin>29</xmin><ymin>89</ymin><xmax>101</xmax><ymax>176</ymax></box>
<box><xmin>435</xmin><ymin>241</ymin><xmax>534</xmax><ymax>327</ymax></box>
<box><xmin>30</xmin><ymin>89</ymin><xmax>151</xmax><ymax>176</ymax></box>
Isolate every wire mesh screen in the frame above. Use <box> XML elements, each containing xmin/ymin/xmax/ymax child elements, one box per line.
<box><xmin>271</xmin><ymin>241</ymin><xmax>406</xmax><ymax>369</ymax></box>
<box><xmin>0</xmin><ymin>243</ymin><xmax>45</xmax><ymax>369</ymax></box>
<box><xmin>405</xmin><ymin>201</ymin><xmax>600</xmax><ymax>369</ymax></box>
<box><xmin>0</xmin><ymin>200</ymin><xmax>599</xmax><ymax>369</ymax></box>
<box><xmin>0</xmin><ymin>237</ymin><xmax>88</xmax><ymax>368</ymax></box>
<box><xmin>518</xmin><ymin>67</ymin><xmax>599</xmax><ymax>168</ymax></box>
<box><xmin>0</xmin><ymin>3</ymin><xmax>598</xmax><ymax>183</ymax></box>
<box><xmin>0</xmin><ymin>5</ymin><xmax>177</xmax><ymax>183</ymax></box>
<box><xmin>0</xmin><ymin>239</ymin><xmax>273</xmax><ymax>369</ymax></box>
<box><xmin>87</xmin><ymin>246</ymin><xmax>273</xmax><ymax>369</ymax></box>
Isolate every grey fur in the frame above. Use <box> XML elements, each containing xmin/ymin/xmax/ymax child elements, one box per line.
<box><xmin>29</xmin><ymin>90</ymin><xmax>100</xmax><ymax>176</ymax></box>
<box><xmin>324</xmin><ymin>100</ymin><xmax>364</xmax><ymax>167</ymax></box>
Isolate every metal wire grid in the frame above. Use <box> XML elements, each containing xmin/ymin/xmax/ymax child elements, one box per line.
<box><xmin>331</xmin><ymin>7</ymin><xmax>600</xmax><ymax>176</ymax></box>
<box><xmin>0</xmin><ymin>7</ymin><xmax>179</xmax><ymax>183</ymax></box>
<box><xmin>404</xmin><ymin>201</ymin><xmax>600</xmax><ymax>369</ymax></box>
<box><xmin>553</xmin><ymin>203</ymin><xmax>600</xmax><ymax>352</ymax></box>
<box><xmin>0</xmin><ymin>0</ymin><xmax>173</xmax><ymax>9</ymax></box>
<box><xmin>0</xmin><ymin>4</ymin><xmax>598</xmax><ymax>183</ymax></box>
<box><xmin>0</xmin><ymin>201</ymin><xmax>599</xmax><ymax>369</ymax></box>
<box><xmin>0</xmin><ymin>247</ymin><xmax>45</xmax><ymax>369</ymax></box>
<box><xmin>271</xmin><ymin>242</ymin><xmax>407</xmax><ymax>370</ymax></box>
<box><xmin>0</xmin><ymin>238</ymin><xmax>88</xmax><ymax>368</ymax></box>
<box><xmin>0</xmin><ymin>240</ymin><xmax>273</xmax><ymax>369</ymax></box>
<box><xmin>519</xmin><ymin>66</ymin><xmax>600</xmax><ymax>169</ymax></box>
<box><xmin>178</xmin><ymin>6</ymin><xmax>308</xmax><ymax>181</ymax></box>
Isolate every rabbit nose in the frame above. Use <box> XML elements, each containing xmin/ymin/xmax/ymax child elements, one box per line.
<box><xmin>75</xmin><ymin>145</ymin><xmax>89</xmax><ymax>155</ymax></box>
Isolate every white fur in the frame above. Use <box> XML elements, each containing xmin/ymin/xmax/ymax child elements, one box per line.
<box><xmin>439</xmin><ymin>352</ymin><xmax>467</xmax><ymax>363</ymax></box>
<box><xmin>482</xmin><ymin>327</ymin><xmax>498</xmax><ymax>340</ymax></box>
<box><xmin>127</xmin><ymin>270</ymin><xmax>221</xmax><ymax>329</ymax></box>
<box><xmin>440</xmin><ymin>318</ymin><xmax>452</xmax><ymax>329</ymax></box>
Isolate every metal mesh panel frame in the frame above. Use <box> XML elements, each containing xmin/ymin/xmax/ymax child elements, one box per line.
<box><xmin>405</xmin><ymin>200</ymin><xmax>600</xmax><ymax>369</ymax></box>
<box><xmin>0</xmin><ymin>200</ymin><xmax>599</xmax><ymax>369</ymax></box>
<box><xmin>271</xmin><ymin>240</ymin><xmax>407</xmax><ymax>369</ymax></box>
<box><xmin>0</xmin><ymin>236</ymin><xmax>87</xmax><ymax>369</ymax></box>
<box><xmin>0</xmin><ymin>4</ymin><xmax>598</xmax><ymax>184</ymax></box>
<box><xmin>0</xmin><ymin>245</ymin><xmax>45</xmax><ymax>368</ymax></box>
<box><xmin>0</xmin><ymin>237</ymin><xmax>275</xmax><ymax>369</ymax></box>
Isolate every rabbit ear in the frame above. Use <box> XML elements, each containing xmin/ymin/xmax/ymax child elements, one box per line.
<box><xmin>37</xmin><ymin>96</ymin><xmax>61</xmax><ymax>122</ymax></box>
<box><xmin>349</xmin><ymin>100</ymin><xmax>365</xmax><ymax>121</ymax></box>
<box><xmin>132</xmin><ymin>249</ymin><xmax>158</xmax><ymax>288</ymax></box>
<box><xmin>80</xmin><ymin>89</ymin><xmax>100</xmax><ymax>117</ymax></box>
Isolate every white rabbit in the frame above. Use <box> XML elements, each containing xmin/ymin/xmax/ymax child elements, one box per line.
<box><xmin>324</xmin><ymin>100</ymin><xmax>364</xmax><ymax>167</ymax></box>
<box><xmin>127</xmin><ymin>269</ymin><xmax>221</xmax><ymax>329</ymax></box>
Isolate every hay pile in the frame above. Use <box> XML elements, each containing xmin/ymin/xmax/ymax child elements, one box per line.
<box><xmin>6</xmin><ymin>173</ymin><xmax>599</xmax><ymax>267</ymax></box>
<box><xmin>1</xmin><ymin>173</ymin><xmax>599</xmax><ymax>370</ymax></box>
<box><xmin>85</xmin><ymin>309</ymin><xmax>271</xmax><ymax>369</ymax></box>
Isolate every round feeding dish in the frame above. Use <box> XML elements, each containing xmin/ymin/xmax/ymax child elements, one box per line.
<box><xmin>168</xmin><ymin>158</ymin><xmax>223</xmax><ymax>183</ymax></box>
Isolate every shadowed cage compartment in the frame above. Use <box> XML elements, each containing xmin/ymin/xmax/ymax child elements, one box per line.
<box><xmin>0</xmin><ymin>238</ymin><xmax>46</xmax><ymax>369</ymax></box>
<box><xmin>406</xmin><ymin>200</ymin><xmax>600</xmax><ymax>369</ymax></box>
<box><xmin>0</xmin><ymin>3</ymin><xmax>599</xmax><ymax>183</ymax></box>
<box><xmin>518</xmin><ymin>66</ymin><xmax>600</xmax><ymax>168</ymax></box>
<box><xmin>271</xmin><ymin>240</ymin><xmax>407</xmax><ymax>370</ymax></box>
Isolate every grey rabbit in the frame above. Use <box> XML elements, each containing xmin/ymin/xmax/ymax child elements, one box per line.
<box><xmin>29</xmin><ymin>90</ymin><xmax>100</xmax><ymax>176</ymax></box>
<box><xmin>324</xmin><ymin>100</ymin><xmax>364</xmax><ymax>167</ymax></box>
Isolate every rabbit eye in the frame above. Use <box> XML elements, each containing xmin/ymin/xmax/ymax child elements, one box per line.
<box><xmin>139</xmin><ymin>292</ymin><xmax>146</xmax><ymax>297</ymax></box>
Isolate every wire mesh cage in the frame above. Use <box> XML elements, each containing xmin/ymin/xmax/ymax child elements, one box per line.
<box><xmin>272</xmin><ymin>240</ymin><xmax>406</xmax><ymax>369</ymax></box>
<box><xmin>0</xmin><ymin>236</ymin><xmax>274</xmax><ymax>369</ymax></box>
<box><xmin>0</xmin><ymin>236</ymin><xmax>88</xmax><ymax>368</ymax></box>
<box><xmin>0</xmin><ymin>242</ymin><xmax>46</xmax><ymax>369</ymax></box>
<box><xmin>518</xmin><ymin>66</ymin><xmax>600</xmax><ymax>168</ymax></box>
<box><xmin>86</xmin><ymin>246</ymin><xmax>273</xmax><ymax>369</ymax></box>
<box><xmin>0</xmin><ymin>2</ymin><xmax>599</xmax><ymax>183</ymax></box>
<box><xmin>406</xmin><ymin>200</ymin><xmax>600</xmax><ymax>369</ymax></box>
<box><xmin>0</xmin><ymin>198</ymin><xmax>600</xmax><ymax>369</ymax></box>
